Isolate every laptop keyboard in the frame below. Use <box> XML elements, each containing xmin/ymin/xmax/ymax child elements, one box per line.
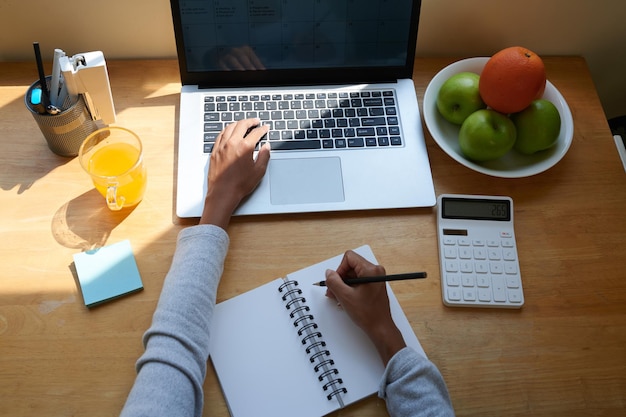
<box><xmin>202</xmin><ymin>90</ymin><xmax>403</xmax><ymax>153</ymax></box>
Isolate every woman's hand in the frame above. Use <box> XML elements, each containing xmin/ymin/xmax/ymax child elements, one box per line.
<box><xmin>200</xmin><ymin>118</ymin><xmax>270</xmax><ymax>228</ymax></box>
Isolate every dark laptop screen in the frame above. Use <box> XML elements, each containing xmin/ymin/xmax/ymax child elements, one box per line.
<box><xmin>170</xmin><ymin>0</ymin><xmax>420</xmax><ymax>87</ymax></box>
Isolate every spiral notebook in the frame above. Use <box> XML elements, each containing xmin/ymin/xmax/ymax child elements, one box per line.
<box><xmin>209</xmin><ymin>245</ymin><xmax>425</xmax><ymax>417</ymax></box>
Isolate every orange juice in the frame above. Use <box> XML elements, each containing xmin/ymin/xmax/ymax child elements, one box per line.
<box><xmin>88</xmin><ymin>142</ymin><xmax>147</xmax><ymax>208</ymax></box>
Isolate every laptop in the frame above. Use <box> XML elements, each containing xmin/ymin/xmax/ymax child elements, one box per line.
<box><xmin>170</xmin><ymin>0</ymin><xmax>435</xmax><ymax>217</ymax></box>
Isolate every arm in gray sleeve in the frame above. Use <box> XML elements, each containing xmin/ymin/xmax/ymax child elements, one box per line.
<box><xmin>119</xmin><ymin>225</ymin><xmax>229</xmax><ymax>417</ymax></box>
<box><xmin>379</xmin><ymin>347</ymin><xmax>455</xmax><ymax>417</ymax></box>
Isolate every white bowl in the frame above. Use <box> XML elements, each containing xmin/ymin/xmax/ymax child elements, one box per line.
<box><xmin>423</xmin><ymin>57</ymin><xmax>574</xmax><ymax>178</ymax></box>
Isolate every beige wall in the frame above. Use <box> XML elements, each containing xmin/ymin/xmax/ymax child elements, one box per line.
<box><xmin>2</xmin><ymin>0</ymin><xmax>624</xmax><ymax>119</ymax></box>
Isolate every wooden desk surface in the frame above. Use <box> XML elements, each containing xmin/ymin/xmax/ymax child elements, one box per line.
<box><xmin>1</xmin><ymin>57</ymin><xmax>625</xmax><ymax>416</ymax></box>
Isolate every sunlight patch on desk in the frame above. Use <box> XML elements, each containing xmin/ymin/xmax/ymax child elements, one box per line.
<box><xmin>38</xmin><ymin>294</ymin><xmax>76</xmax><ymax>314</ymax></box>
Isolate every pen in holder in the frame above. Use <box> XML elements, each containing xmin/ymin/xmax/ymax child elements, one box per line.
<box><xmin>25</xmin><ymin>76</ymin><xmax>100</xmax><ymax>157</ymax></box>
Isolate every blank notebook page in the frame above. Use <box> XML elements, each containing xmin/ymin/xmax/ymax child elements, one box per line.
<box><xmin>209</xmin><ymin>245</ymin><xmax>425</xmax><ymax>417</ymax></box>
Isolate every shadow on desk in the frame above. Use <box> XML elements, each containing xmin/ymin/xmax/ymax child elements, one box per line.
<box><xmin>0</xmin><ymin>144</ymin><xmax>74</xmax><ymax>194</ymax></box>
<box><xmin>51</xmin><ymin>189</ymin><xmax>135</xmax><ymax>250</ymax></box>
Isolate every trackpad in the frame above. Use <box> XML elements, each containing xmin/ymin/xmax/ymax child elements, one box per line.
<box><xmin>269</xmin><ymin>157</ymin><xmax>345</xmax><ymax>205</ymax></box>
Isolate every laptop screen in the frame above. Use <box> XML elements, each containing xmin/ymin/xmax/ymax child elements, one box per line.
<box><xmin>170</xmin><ymin>0</ymin><xmax>421</xmax><ymax>87</ymax></box>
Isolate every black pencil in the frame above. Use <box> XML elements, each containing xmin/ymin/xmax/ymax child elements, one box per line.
<box><xmin>33</xmin><ymin>42</ymin><xmax>50</xmax><ymax>106</ymax></box>
<box><xmin>312</xmin><ymin>271</ymin><xmax>427</xmax><ymax>287</ymax></box>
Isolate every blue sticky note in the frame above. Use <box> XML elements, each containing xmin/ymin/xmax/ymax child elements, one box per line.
<box><xmin>73</xmin><ymin>240</ymin><xmax>143</xmax><ymax>308</ymax></box>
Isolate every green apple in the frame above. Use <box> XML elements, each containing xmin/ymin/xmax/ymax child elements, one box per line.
<box><xmin>459</xmin><ymin>109</ymin><xmax>517</xmax><ymax>161</ymax></box>
<box><xmin>511</xmin><ymin>99</ymin><xmax>561</xmax><ymax>154</ymax></box>
<box><xmin>436</xmin><ymin>72</ymin><xmax>486</xmax><ymax>125</ymax></box>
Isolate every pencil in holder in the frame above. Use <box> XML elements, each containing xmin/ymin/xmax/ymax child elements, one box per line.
<box><xmin>25</xmin><ymin>76</ymin><xmax>100</xmax><ymax>157</ymax></box>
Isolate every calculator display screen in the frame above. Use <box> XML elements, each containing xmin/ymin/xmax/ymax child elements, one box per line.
<box><xmin>442</xmin><ymin>197</ymin><xmax>510</xmax><ymax>221</ymax></box>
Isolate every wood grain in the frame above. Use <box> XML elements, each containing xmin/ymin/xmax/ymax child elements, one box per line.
<box><xmin>0</xmin><ymin>57</ymin><xmax>624</xmax><ymax>416</ymax></box>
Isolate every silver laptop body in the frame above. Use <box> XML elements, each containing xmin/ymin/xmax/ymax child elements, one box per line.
<box><xmin>170</xmin><ymin>0</ymin><xmax>435</xmax><ymax>217</ymax></box>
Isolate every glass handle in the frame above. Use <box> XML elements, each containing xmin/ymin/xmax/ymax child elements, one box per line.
<box><xmin>106</xmin><ymin>183</ymin><xmax>125</xmax><ymax>211</ymax></box>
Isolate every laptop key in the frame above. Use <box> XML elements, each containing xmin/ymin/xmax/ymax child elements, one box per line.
<box><xmin>269</xmin><ymin>140</ymin><xmax>321</xmax><ymax>150</ymax></box>
<box><xmin>361</xmin><ymin>117</ymin><xmax>386</xmax><ymax>126</ymax></box>
<box><xmin>363</xmin><ymin>98</ymin><xmax>383</xmax><ymax>106</ymax></box>
<box><xmin>348</xmin><ymin>138</ymin><xmax>365</xmax><ymax>147</ymax></box>
<box><xmin>268</xmin><ymin>131</ymin><xmax>280</xmax><ymax>141</ymax></box>
<box><xmin>356</xmin><ymin>127</ymin><xmax>376</xmax><ymax>136</ymax></box>
<box><xmin>204</xmin><ymin>133</ymin><xmax>218</xmax><ymax>142</ymax></box>
<box><xmin>204</xmin><ymin>122</ymin><xmax>223</xmax><ymax>131</ymax></box>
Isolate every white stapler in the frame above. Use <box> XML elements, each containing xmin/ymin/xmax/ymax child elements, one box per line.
<box><xmin>59</xmin><ymin>51</ymin><xmax>116</xmax><ymax>125</ymax></box>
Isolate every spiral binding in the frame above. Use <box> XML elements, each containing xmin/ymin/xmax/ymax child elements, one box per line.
<box><xmin>279</xmin><ymin>279</ymin><xmax>347</xmax><ymax>405</ymax></box>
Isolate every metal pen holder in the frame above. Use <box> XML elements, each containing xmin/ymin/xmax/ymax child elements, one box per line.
<box><xmin>25</xmin><ymin>76</ymin><xmax>100</xmax><ymax>157</ymax></box>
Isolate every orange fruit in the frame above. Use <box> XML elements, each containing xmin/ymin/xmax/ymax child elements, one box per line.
<box><xmin>479</xmin><ymin>46</ymin><xmax>546</xmax><ymax>114</ymax></box>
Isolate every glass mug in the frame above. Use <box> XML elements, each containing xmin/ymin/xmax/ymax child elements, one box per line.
<box><xmin>78</xmin><ymin>127</ymin><xmax>147</xmax><ymax>210</ymax></box>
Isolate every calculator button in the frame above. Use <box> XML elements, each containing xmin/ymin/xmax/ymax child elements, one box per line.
<box><xmin>473</xmin><ymin>248</ymin><xmax>487</xmax><ymax>259</ymax></box>
<box><xmin>472</xmin><ymin>239</ymin><xmax>484</xmax><ymax>246</ymax></box>
<box><xmin>463</xmin><ymin>288</ymin><xmax>476</xmax><ymax>301</ymax></box>
<box><xmin>504</xmin><ymin>262</ymin><xmax>518</xmax><ymax>274</ymax></box>
<box><xmin>447</xmin><ymin>288</ymin><xmax>462</xmax><ymax>301</ymax></box>
<box><xmin>488</xmin><ymin>249</ymin><xmax>501</xmax><ymax>260</ymax></box>
<box><xmin>492</xmin><ymin>276</ymin><xmax>507</xmax><ymax>302</ymax></box>
<box><xmin>459</xmin><ymin>247</ymin><xmax>472</xmax><ymax>259</ymax></box>
<box><xmin>506</xmin><ymin>276</ymin><xmax>520</xmax><ymax>288</ymax></box>
<box><xmin>478</xmin><ymin>288</ymin><xmax>492</xmax><ymax>302</ymax></box>
<box><xmin>458</xmin><ymin>238</ymin><xmax>471</xmax><ymax>246</ymax></box>
<box><xmin>500</xmin><ymin>231</ymin><xmax>513</xmax><ymax>238</ymax></box>
<box><xmin>490</xmin><ymin>262</ymin><xmax>503</xmax><ymax>274</ymax></box>
<box><xmin>443</xmin><ymin>237</ymin><xmax>456</xmax><ymax>245</ymax></box>
<box><xmin>460</xmin><ymin>261</ymin><xmax>473</xmax><ymax>273</ymax></box>
<box><xmin>477</xmin><ymin>275</ymin><xmax>490</xmax><ymax>287</ymax></box>
<box><xmin>487</xmin><ymin>240</ymin><xmax>499</xmax><ymax>247</ymax></box>
<box><xmin>508</xmin><ymin>290</ymin><xmax>523</xmax><ymax>303</ymax></box>
<box><xmin>444</xmin><ymin>247</ymin><xmax>457</xmax><ymax>258</ymax></box>
<box><xmin>445</xmin><ymin>261</ymin><xmax>459</xmax><ymax>272</ymax></box>
<box><xmin>462</xmin><ymin>274</ymin><xmax>475</xmax><ymax>287</ymax></box>
<box><xmin>501</xmin><ymin>239</ymin><xmax>514</xmax><ymax>247</ymax></box>
<box><xmin>475</xmin><ymin>262</ymin><xmax>489</xmax><ymax>274</ymax></box>
<box><xmin>503</xmin><ymin>249</ymin><xmax>516</xmax><ymax>261</ymax></box>
<box><xmin>446</xmin><ymin>274</ymin><xmax>460</xmax><ymax>287</ymax></box>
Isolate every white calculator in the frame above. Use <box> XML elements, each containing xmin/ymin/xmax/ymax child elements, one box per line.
<box><xmin>436</xmin><ymin>194</ymin><xmax>524</xmax><ymax>309</ymax></box>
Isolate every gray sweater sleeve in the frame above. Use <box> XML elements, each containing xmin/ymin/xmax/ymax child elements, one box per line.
<box><xmin>379</xmin><ymin>347</ymin><xmax>455</xmax><ymax>416</ymax></box>
<box><xmin>120</xmin><ymin>225</ymin><xmax>454</xmax><ymax>417</ymax></box>
<box><xmin>119</xmin><ymin>225</ymin><xmax>229</xmax><ymax>417</ymax></box>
